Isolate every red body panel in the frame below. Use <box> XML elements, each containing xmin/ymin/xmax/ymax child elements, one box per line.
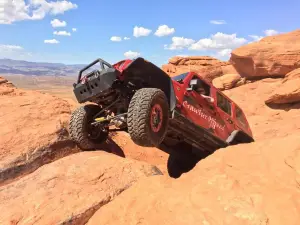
<box><xmin>113</xmin><ymin>59</ymin><xmax>133</xmax><ymax>72</ymax></box>
<box><xmin>112</xmin><ymin>59</ymin><xmax>133</xmax><ymax>81</ymax></box>
<box><xmin>171</xmin><ymin>72</ymin><xmax>253</xmax><ymax>141</ymax></box>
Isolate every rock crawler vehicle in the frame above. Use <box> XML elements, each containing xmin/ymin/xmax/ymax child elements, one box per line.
<box><xmin>69</xmin><ymin>58</ymin><xmax>254</xmax><ymax>177</ymax></box>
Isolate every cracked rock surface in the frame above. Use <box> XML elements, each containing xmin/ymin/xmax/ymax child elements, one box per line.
<box><xmin>0</xmin><ymin>151</ymin><xmax>162</xmax><ymax>225</ymax></box>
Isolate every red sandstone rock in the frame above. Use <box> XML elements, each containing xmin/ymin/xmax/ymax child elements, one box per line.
<box><xmin>230</xmin><ymin>29</ymin><xmax>300</xmax><ymax>78</ymax></box>
<box><xmin>88</xmin><ymin>134</ymin><xmax>300</xmax><ymax>225</ymax></box>
<box><xmin>0</xmin><ymin>77</ymin><xmax>76</xmax><ymax>185</ymax></box>
<box><xmin>223</xmin><ymin>78</ymin><xmax>300</xmax><ymax>140</ymax></box>
<box><xmin>212</xmin><ymin>73</ymin><xmax>245</xmax><ymax>90</ymax></box>
<box><xmin>265</xmin><ymin>78</ymin><xmax>300</xmax><ymax>104</ymax></box>
<box><xmin>0</xmin><ymin>151</ymin><xmax>162</xmax><ymax>225</ymax></box>
<box><xmin>283</xmin><ymin>68</ymin><xmax>300</xmax><ymax>82</ymax></box>
<box><xmin>162</xmin><ymin>56</ymin><xmax>229</xmax><ymax>81</ymax></box>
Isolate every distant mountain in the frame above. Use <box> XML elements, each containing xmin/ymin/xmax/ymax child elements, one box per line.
<box><xmin>0</xmin><ymin>58</ymin><xmax>86</xmax><ymax>76</ymax></box>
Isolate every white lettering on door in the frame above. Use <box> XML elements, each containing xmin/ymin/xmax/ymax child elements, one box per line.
<box><xmin>183</xmin><ymin>100</ymin><xmax>225</xmax><ymax>130</ymax></box>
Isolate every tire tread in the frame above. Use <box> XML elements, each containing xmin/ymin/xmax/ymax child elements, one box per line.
<box><xmin>127</xmin><ymin>88</ymin><xmax>169</xmax><ymax>147</ymax></box>
<box><xmin>69</xmin><ymin>104</ymin><xmax>103</xmax><ymax>150</ymax></box>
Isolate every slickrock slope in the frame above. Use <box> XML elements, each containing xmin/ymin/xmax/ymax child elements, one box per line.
<box><xmin>0</xmin><ymin>77</ymin><xmax>79</xmax><ymax>185</ymax></box>
<box><xmin>0</xmin><ymin>151</ymin><xmax>162</xmax><ymax>225</ymax></box>
<box><xmin>0</xmin><ymin>76</ymin><xmax>169</xmax><ymax>185</ymax></box>
<box><xmin>88</xmin><ymin>134</ymin><xmax>300</xmax><ymax>225</ymax></box>
<box><xmin>162</xmin><ymin>56</ymin><xmax>230</xmax><ymax>81</ymax></box>
<box><xmin>230</xmin><ymin>29</ymin><xmax>300</xmax><ymax>78</ymax></box>
<box><xmin>110</xmin><ymin>132</ymin><xmax>169</xmax><ymax>173</ymax></box>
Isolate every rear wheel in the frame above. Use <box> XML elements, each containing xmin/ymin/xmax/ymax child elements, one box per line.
<box><xmin>69</xmin><ymin>104</ymin><xmax>108</xmax><ymax>150</ymax></box>
<box><xmin>127</xmin><ymin>88</ymin><xmax>169</xmax><ymax>147</ymax></box>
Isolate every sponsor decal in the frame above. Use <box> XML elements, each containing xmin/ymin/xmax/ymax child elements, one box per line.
<box><xmin>183</xmin><ymin>100</ymin><xmax>225</xmax><ymax>131</ymax></box>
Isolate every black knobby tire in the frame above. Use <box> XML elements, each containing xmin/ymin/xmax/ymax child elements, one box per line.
<box><xmin>69</xmin><ymin>104</ymin><xmax>108</xmax><ymax>150</ymax></box>
<box><xmin>127</xmin><ymin>88</ymin><xmax>169</xmax><ymax>147</ymax></box>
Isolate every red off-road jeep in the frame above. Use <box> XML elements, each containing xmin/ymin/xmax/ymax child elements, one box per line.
<box><xmin>69</xmin><ymin>57</ymin><xmax>254</xmax><ymax>177</ymax></box>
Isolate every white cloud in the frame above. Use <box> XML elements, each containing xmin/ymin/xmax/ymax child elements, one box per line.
<box><xmin>210</xmin><ymin>20</ymin><xmax>227</xmax><ymax>25</ymax></box>
<box><xmin>0</xmin><ymin>0</ymin><xmax>29</xmax><ymax>24</ymax></box>
<box><xmin>176</xmin><ymin>55</ymin><xmax>189</xmax><ymax>58</ymax></box>
<box><xmin>44</xmin><ymin>39</ymin><xmax>60</xmax><ymax>44</ymax></box>
<box><xmin>72</xmin><ymin>28</ymin><xmax>77</xmax><ymax>32</ymax></box>
<box><xmin>45</xmin><ymin>0</ymin><xmax>77</xmax><ymax>14</ymax></box>
<box><xmin>124</xmin><ymin>51</ymin><xmax>140</xmax><ymax>59</ymax></box>
<box><xmin>51</xmin><ymin>19</ymin><xmax>66</xmax><ymax>27</ymax></box>
<box><xmin>53</xmin><ymin>31</ymin><xmax>71</xmax><ymax>36</ymax></box>
<box><xmin>133</xmin><ymin>26</ymin><xmax>152</xmax><ymax>37</ymax></box>
<box><xmin>0</xmin><ymin>0</ymin><xmax>78</xmax><ymax>24</ymax></box>
<box><xmin>216</xmin><ymin>48</ymin><xmax>232</xmax><ymax>57</ymax></box>
<box><xmin>0</xmin><ymin>44</ymin><xmax>34</xmax><ymax>60</ymax></box>
<box><xmin>165</xmin><ymin>37</ymin><xmax>195</xmax><ymax>50</ymax></box>
<box><xmin>154</xmin><ymin>25</ymin><xmax>175</xmax><ymax>37</ymax></box>
<box><xmin>189</xmin><ymin>32</ymin><xmax>247</xmax><ymax>51</ymax></box>
<box><xmin>124</xmin><ymin>37</ymin><xmax>130</xmax><ymax>40</ymax></box>
<box><xmin>264</xmin><ymin>29</ymin><xmax>279</xmax><ymax>36</ymax></box>
<box><xmin>249</xmin><ymin>35</ymin><xmax>264</xmax><ymax>42</ymax></box>
<box><xmin>0</xmin><ymin>44</ymin><xmax>24</xmax><ymax>51</ymax></box>
<box><xmin>110</xmin><ymin>36</ymin><xmax>122</xmax><ymax>42</ymax></box>
<box><xmin>248</xmin><ymin>29</ymin><xmax>280</xmax><ymax>43</ymax></box>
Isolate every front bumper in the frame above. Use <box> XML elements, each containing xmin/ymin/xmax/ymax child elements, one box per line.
<box><xmin>73</xmin><ymin>69</ymin><xmax>118</xmax><ymax>103</ymax></box>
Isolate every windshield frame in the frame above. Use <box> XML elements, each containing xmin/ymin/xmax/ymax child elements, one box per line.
<box><xmin>171</xmin><ymin>72</ymin><xmax>189</xmax><ymax>82</ymax></box>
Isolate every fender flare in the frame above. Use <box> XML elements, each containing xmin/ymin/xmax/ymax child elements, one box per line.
<box><xmin>123</xmin><ymin>57</ymin><xmax>177</xmax><ymax>111</ymax></box>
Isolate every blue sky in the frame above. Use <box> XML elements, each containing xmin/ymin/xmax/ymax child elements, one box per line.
<box><xmin>0</xmin><ymin>0</ymin><xmax>299</xmax><ymax>66</ymax></box>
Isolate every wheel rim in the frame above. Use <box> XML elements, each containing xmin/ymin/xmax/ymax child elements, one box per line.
<box><xmin>150</xmin><ymin>104</ymin><xmax>163</xmax><ymax>132</ymax></box>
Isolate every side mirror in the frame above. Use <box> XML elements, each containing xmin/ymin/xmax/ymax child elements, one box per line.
<box><xmin>186</xmin><ymin>79</ymin><xmax>200</xmax><ymax>91</ymax></box>
<box><xmin>206</xmin><ymin>98</ymin><xmax>214</xmax><ymax>104</ymax></box>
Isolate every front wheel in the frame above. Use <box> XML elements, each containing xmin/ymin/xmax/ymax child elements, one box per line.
<box><xmin>69</xmin><ymin>104</ymin><xmax>108</xmax><ymax>150</ymax></box>
<box><xmin>127</xmin><ymin>88</ymin><xmax>169</xmax><ymax>147</ymax></box>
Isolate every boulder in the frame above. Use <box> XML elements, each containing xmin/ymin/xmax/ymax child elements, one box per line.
<box><xmin>162</xmin><ymin>56</ymin><xmax>230</xmax><ymax>81</ymax></box>
<box><xmin>88</xmin><ymin>134</ymin><xmax>300</xmax><ymax>225</ymax></box>
<box><xmin>265</xmin><ymin>77</ymin><xmax>300</xmax><ymax>104</ymax></box>
<box><xmin>264</xmin><ymin>68</ymin><xmax>300</xmax><ymax>104</ymax></box>
<box><xmin>283</xmin><ymin>68</ymin><xmax>300</xmax><ymax>83</ymax></box>
<box><xmin>230</xmin><ymin>29</ymin><xmax>300</xmax><ymax>78</ymax></box>
<box><xmin>0</xmin><ymin>76</ymin><xmax>8</xmax><ymax>84</ymax></box>
<box><xmin>223</xmin><ymin>78</ymin><xmax>300</xmax><ymax>141</ymax></box>
<box><xmin>0</xmin><ymin>76</ymin><xmax>15</xmax><ymax>87</ymax></box>
<box><xmin>212</xmin><ymin>73</ymin><xmax>246</xmax><ymax>90</ymax></box>
<box><xmin>0</xmin><ymin>151</ymin><xmax>162</xmax><ymax>225</ymax></box>
<box><xmin>0</xmin><ymin>76</ymin><xmax>16</xmax><ymax>95</ymax></box>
